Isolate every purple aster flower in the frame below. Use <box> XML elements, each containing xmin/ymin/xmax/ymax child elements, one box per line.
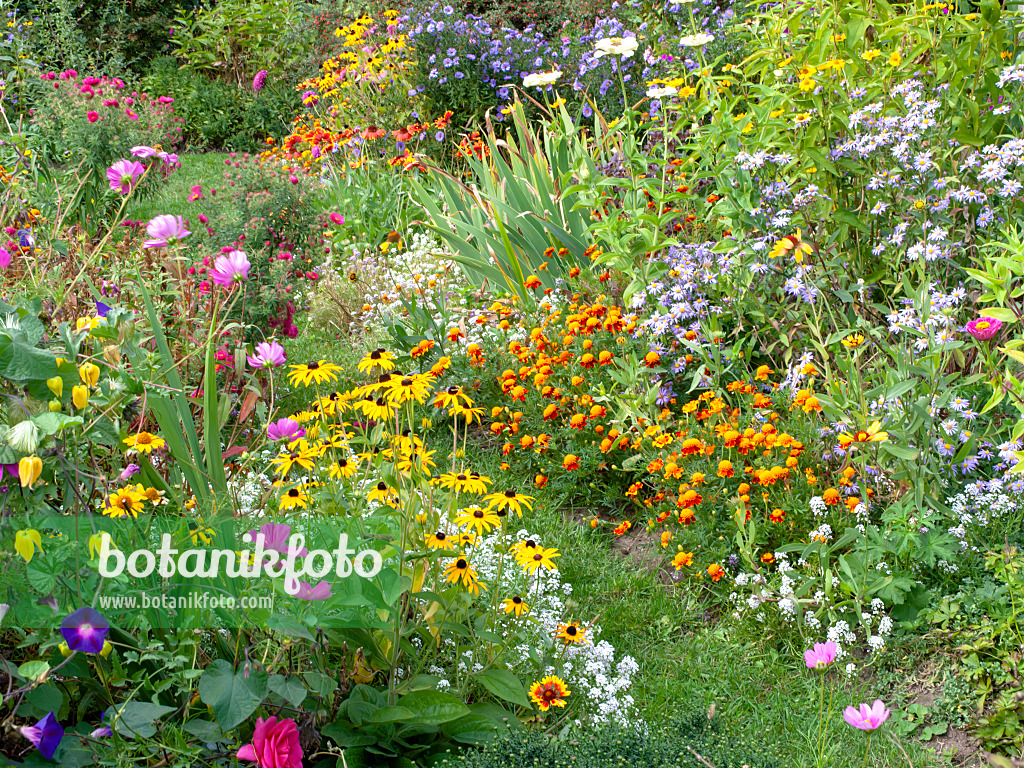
<box><xmin>267</xmin><ymin>418</ymin><xmax>305</xmax><ymax>442</ymax></box>
<box><xmin>106</xmin><ymin>159</ymin><xmax>145</xmax><ymax>194</ymax></box>
<box><xmin>247</xmin><ymin>340</ymin><xmax>286</xmax><ymax>369</ymax></box>
<box><xmin>143</xmin><ymin>215</ymin><xmax>190</xmax><ymax>248</ymax></box>
<box><xmin>60</xmin><ymin>607</ymin><xmax>109</xmax><ymax>654</ymax></box>
<box><xmin>210</xmin><ymin>250</ymin><xmax>250</xmax><ymax>286</ymax></box>
<box><xmin>20</xmin><ymin>712</ymin><xmax>63</xmax><ymax>759</ymax></box>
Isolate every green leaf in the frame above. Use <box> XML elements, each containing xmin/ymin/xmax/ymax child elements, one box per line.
<box><xmin>443</xmin><ymin>714</ymin><xmax>500</xmax><ymax>745</ymax></box>
<box><xmin>396</xmin><ymin>689</ymin><xmax>470</xmax><ymax>725</ymax></box>
<box><xmin>198</xmin><ymin>659</ymin><xmax>269</xmax><ymax>730</ymax></box>
<box><xmin>18</xmin><ymin>660</ymin><xmax>50</xmax><ymax>682</ymax></box>
<box><xmin>880</xmin><ymin>443</ymin><xmax>919</xmax><ymax>461</ymax></box>
<box><xmin>475</xmin><ymin>668</ymin><xmax>531</xmax><ymax>708</ymax></box>
<box><xmin>111</xmin><ymin>702</ymin><xmax>177</xmax><ymax>739</ymax></box>
<box><xmin>0</xmin><ymin>340</ymin><xmax>57</xmax><ymax>381</ymax></box>
<box><xmin>267</xmin><ymin>614</ymin><xmax>314</xmax><ymax>641</ymax></box>
<box><xmin>31</xmin><ymin>412</ymin><xmax>83</xmax><ymax>436</ymax></box>
<box><xmin>268</xmin><ymin>675</ymin><xmax>308</xmax><ymax>707</ymax></box>
<box><xmin>321</xmin><ymin>723</ymin><xmax>378</xmax><ymax>748</ymax></box>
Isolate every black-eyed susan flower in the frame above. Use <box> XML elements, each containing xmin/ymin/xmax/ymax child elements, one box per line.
<box><xmin>520</xmin><ymin>546</ymin><xmax>560</xmax><ymax>574</ymax></box>
<box><xmin>271</xmin><ymin>445</ymin><xmax>318</xmax><ymax>478</ymax></box>
<box><xmin>555</xmin><ymin>621</ymin><xmax>587</xmax><ymax>644</ymax></box>
<box><xmin>502</xmin><ymin>595</ymin><xmax>528</xmax><ymax>617</ymax></box>
<box><xmin>443</xmin><ymin>556</ymin><xmax>484</xmax><ymax>594</ymax></box>
<box><xmin>434</xmin><ymin>385</ymin><xmax>474</xmax><ymax>409</ymax></box>
<box><xmin>483</xmin><ymin>489</ymin><xmax>534</xmax><ymax>517</ymax></box>
<box><xmin>454</xmin><ymin>506</ymin><xmax>501</xmax><ymax>535</ymax></box>
<box><xmin>278</xmin><ymin>486</ymin><xmax>309</xmax><ymax>510</ymax></box>
<box><xmin>360</xmin><ymin>372</ymin><xmax>398</xmax><ymax>394</ymax></box>
<box><xmin>450</xmin><ymin>403</ymin><xmax>484</xmax><ymax>423</ymax></box>
<box><xmin>439</xmin><ymin>471</ymin><xmax>491</xmax><ymax>495</ymax></box>
<box><xmin>358</xmin><ymin>395</ymin><xmax>397</xmax><ymax>421</ymax></box>
<box><xmin>104</xmin><ymin>487</ymin><xmax>146</xmax><ymax>518</ymax></box>
<box><xmin>426</xmin><ymin>530</ymin><xmax>456</xmax><ymax>550</ymax></box>
<box><xmin>384</xmin><ymin>373</ymin><xmax>434</xmax><ymax>405</ymax></box>
<box><xmin>288</xmin><ymin>360</ymin><xmax>343</xmax><ymax>387</ymax></box>
<box><xmin>367</xmin><ymin>481</ymin><xmax>397</xmax><ymax>504</ymax></box>
<box><xmin>123</xmin><ymin>431</ymin><xmax>166</xmax><ymax>454</ymax></box>
<box><xmin>357</xmin><ymin>348</ymin><xmax>396</xmax><ymax>374</ymax></box>
<box><xmin>135</xmin><ymin>485</ymin><xmax>168</xmax><ymax>506</ymax></box>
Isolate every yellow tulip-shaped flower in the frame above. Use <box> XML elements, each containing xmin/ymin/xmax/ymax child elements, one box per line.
<box><xmin>72</xmin><ymin>385</ymin><xmax>89</xmax><ymax>410</ymax></box>
<box><xmin>19</xmin><ymin>456</ymin><xmax>43</xmax><ymax>488</ymax></box>
<box><xmin>15</xmin><ymin>529</ymin><xmax>43</xmax><ymax>562</ymax></box>
<box><xmin>79</xmin><ymin>362</ymin><xmax>100</xmax><ymax>387</ymax></box>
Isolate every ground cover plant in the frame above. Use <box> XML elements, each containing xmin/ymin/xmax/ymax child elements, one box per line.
<box><xmin>1</xmin><ymin>0</ymin><xmax>1024</xmax><ymax>765</ymax></box>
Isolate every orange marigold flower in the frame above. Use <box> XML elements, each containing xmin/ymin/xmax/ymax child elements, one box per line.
<box><xmin>569</xmin><ymin>413</ymin><xmax>588</xmax><ymax>430</ymax></box>
<box><xmin>580</xmin><ymin>353</ymin><xmax>596</xmax><ymax>369</ymax></box>
<box><xmin>534</xmin><ymin>474</ymin><xmax>548</xmax><ymax>488</ymax></box>
<box><xmin>717</xmin><ymin>460</ymin><xmax>734</xmax><ymax>478</ymax></box>
<box><xmin>644</xmin><ymin>350</ymin><xmax>661</xmax><ymax>367</ymax></box>
<box><xmin>598</xmin><ymin>350</ymin><xmax>614</xmax><ymax>365</ymax></box>
<box><xmin>679</xmin><ymin>489</ymin><xmax>702</xmax><ymax>508</ymax></box>
<box><xmin>672</xmin><ymin>550</ymin><xmax>694</xmax><ymax>569</ymax></box>
<box><xmin>769</xmin><ymin>508</ymin><xmax>786</xmax><ymax>523</ymax></box>
<box><xmin>525</xmin><ymin>275</ymin><xmax>542</xmax><ymax>290</ymax></box>
<box><xmin>563</xmin><ymin>454</ymin><xmax>580</xmax><ymax>471</ymax></box>
<box><xmin>822</xmin><ymin>488</ymin><xmax>841</xmax><ymax>505</ymax></box>
<box><xmin>613</xmin><ymin>520</ymin><xmax>632</xmax><ymax>536</ymax></box>
<box><xmin>707</xmin><ymin>563</ymin><xmax>725</xmax><ymax>581</ymax></box>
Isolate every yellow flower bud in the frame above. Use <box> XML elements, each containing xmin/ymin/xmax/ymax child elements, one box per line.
<box><xmin>102</xmin><ymin>345</ymin><xmax>120</xmax><ymax>367</ymax></box>
<box><xmin>78</xmin><ymin>362</ymin><xmax>99</xmax><ymax>387</ymax></box>
<box><xmin>18</xmin><ymin>456</ymin><xmax>43</xmax><ymax>488</ymax></box>
<box><xmin>46</xmin><ymin>376</ymin><xmax>63</xmax><ymax>398</ymax></box>
<box><xmin>73</xmin><ymin>385</ymin><xmax>89</xmax><ymax>410</ymax></box>
<box><xmin>15</xmin><ymin>529</ymin><xmax>43</xmax><ymax>562</ymax></box>
<box><xmin>49</xmin><ymin>400</ymin><xmax>62</xmax><ymax>412</ymax></box>
<box><xmin>100</xmin><ymin>640</ymin><xmax>113</xmax><ymax>659</ymax></box>
<box><xmin>59</xmin><ymin>642</ymin><xmax>72</xmax><ymax>658</ymax></box>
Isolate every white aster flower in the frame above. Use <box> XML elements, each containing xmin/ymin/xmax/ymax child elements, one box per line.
<box><xmin>594</xmin><ymin>36</ymin><xmax>639</xmax><ymax>59</ymax></box>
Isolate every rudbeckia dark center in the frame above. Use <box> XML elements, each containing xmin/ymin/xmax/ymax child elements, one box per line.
<box><xmin>447</xmin><ymin>386</ymin><xmax>460</xmax><ymax>394</ymax></box>
<box><xmin>308</xmin><ymin>361</ymin><xmax>319</xmax><ymax>369</ymax></box>
<box><xmin>456</xmin><ymin>559</ymin><xmax>467</xmax><ymax>568</ymax></box>
<box><xmin>473</xmin><ymin>510</ymin><xmax>484</xmax><ymax>518</ymax></box>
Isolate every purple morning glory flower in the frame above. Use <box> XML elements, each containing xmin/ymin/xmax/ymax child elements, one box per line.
<box><xmin>60</xmin><ymin>607</ymin><xmax>110</xmax><ymax>654</ymax></box>
<box><xmin>95</xmin><ymin>301</ymin><xmax>111</xmax><ymax>317</ymax></box>
<box><xmin>20</xmin><ymin>712</ymin><xmax>63</xmax><ymax>759</ymax></box>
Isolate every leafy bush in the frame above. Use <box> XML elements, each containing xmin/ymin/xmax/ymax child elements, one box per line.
<box><xmin>138</xmin><ymin>56</ymin><xmax>301</xmax><ymax>151</ymax></box>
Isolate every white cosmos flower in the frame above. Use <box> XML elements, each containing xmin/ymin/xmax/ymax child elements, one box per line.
<box><xmin>679</xmin><ymin>33</ymin><xmax>715</xmax><ymax>46</ymax></box>
<box><xmin>646</xmin><ymin>85</ymin><xmax>678</xmax><ymax>98</ymax></box>
<box><xmin>523</xmin><ymin>70</ymin><xmax>562</xmax><ymax>88</ymax></box>
<box><xmin>594</xmin><ymin>36</ymin><xmax>639</xmax><ymax>59</ymax></box>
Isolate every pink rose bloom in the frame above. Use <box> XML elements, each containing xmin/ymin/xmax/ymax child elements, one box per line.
<box><xmin>106</xmin><ymin>159</ymin><xmax>145</xmax><ymax>194</ymax></box>
<box><xmin>210</xmin><ymin>250</ymin><xmax>251</xmax><ymax>286</ymax></box>
<box><xmin>965</xmin><ymin>316</ymin><xmax>1002</xmax><ymax>341</ymax></box>
<box><xmin>236</xmin><ymin>716</ymin><xmax>303</xmax><ymax>768</ymax></box>
<box><xmin>843</xmin><ymin>700</ymin><xmax>890</xmax><ymax>731</ymax></box>
<box><xmin>143</xmin><ymin>214</ymin><xmax>191</xmax><ymax>248</ymax></box>
<box><xmin>803</xmin><ymin>641</ymin><xmax>838</xmax><ymax>669</ymax></box>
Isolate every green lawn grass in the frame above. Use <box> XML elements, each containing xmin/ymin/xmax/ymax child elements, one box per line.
<box><xmin>126</xmin><ymin>151</ymin><xmax>231</xmax><ymax>223</ymax></box>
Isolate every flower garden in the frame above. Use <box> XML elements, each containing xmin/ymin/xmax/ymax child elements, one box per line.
<box><xmin>1</xmin><ymin>0</ymin><xmax>1024</xmax><ymax>765</ymax></box>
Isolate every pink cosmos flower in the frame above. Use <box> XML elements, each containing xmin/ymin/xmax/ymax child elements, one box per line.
<box><xmin>210</xmin><ymin>250</ymin><xmax>250</xmax><ymax>286</ymax></box>
<box><xmin>247</xmin><ymin>341</ymin><xmax>286</xmax><ymax>369</ymax></box>
<box><xmin>87</xmin><ymin>111</ymin><xmax>99</xmax><ymax>123</ymax></box>
<box><xmin>804</xmin><ymin>641</ymin><xmax>838</xmax><ymax>669</ymax></box>
<box><xmin>0</xmin><ymin>248</ymin><xmax>10</xmax><ymax>269</ymax></box>
<box><xmin>106</xmin><ymin>159</ymin><xmax>145</xmax><ymax>194</ymax></box>
<box><xmin>131</xmin><ymin>145</ymin><xmax>159</xmax><ymax>158</ymax></box>
<box><xmin>965</xmin><ymin>316</ymin><xmax>1002</xmax><ymax>341</ymax></box>
<box><xmin>236</xmin><ymin>716</ymin><xmax>303</xmax><ymax>768</ymax></box>
<box><xmin>291</xmin><ymin>581</ymin><xmax>333</xmax><ymax>601</ymax></box>
<box><xmin>843</xmin><ymin>700</ymin><xmax>890</xmax><ymax>731</ymax></box>
<box><xmin>245</xmin><ymin>522</ymin><xmax>307</xmax><ymax>558</ymax></box>
<box><xmin>266</xmin><ymin>418</ymin><xmax>304</xmax><ymax>442</ymax></box>
<box><xmin>143</xmin><ymin>215</ymin><xmax>191</xmax><ymax>248</ymax></box>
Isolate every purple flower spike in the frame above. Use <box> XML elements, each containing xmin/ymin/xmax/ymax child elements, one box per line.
<box><xmin>21</xmin><ymin>712</ymin><xmax>64</xmax><ymax>759</ymax></box>
<box><xmin>60</xmin><ymin>607</ymin><xmax>110</xmax><ymax>654</ymax></box>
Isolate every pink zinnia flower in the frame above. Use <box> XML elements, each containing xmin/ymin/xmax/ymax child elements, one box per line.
<box><xmin>236</xmin><ymin>716</ymin><xmax>303</xmax><ymax>768</ymax></box>
<box><xmin>329</xmin><ymin>212</ymin><xmax>343</xmax><ymax>225</ymax></box>
<box><xmin>843</xmin><ymin>700</ymin><xmax>890</xmax><ymax>731</ymax></box>
<box><xmin>965</xmin><ymin>316</ymin><xmax>1002</xmax><ymax>341</ymax></box>
<box><xmin>87</xmin><ymin>111</ymin><xmax>99</xmax><ymax>123</ymax></box>
<box><xmin>210</xmin><ymin>250</ymin><xmax>250</xmax><ymax>286</ymax></box>
<box><xmin>143</xmin><ymin>215</ymin><xmax>191</xmax><ymax>248</ymax></box>
<box><xmin>106</xmin><ymin>159</ymin><xmax>145</xmax><ymax>194</ymax></box>
<box><xmin>804</xmin><ymin>641</ymin><xmax>838</xmax><ymax>669</ymax></box>
<box><xmin>188</xmin><ymin>184</ymin><xmax>203</xmax><ymax>202</ymax></box>
<box><xmin>248</xmin><ymin>341</ymin><xmax>286</xmax><ymax>369</ymax></box>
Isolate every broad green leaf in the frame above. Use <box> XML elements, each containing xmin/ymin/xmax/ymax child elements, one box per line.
<box><xmin>198</xmin><ymin>659</ymin><xmax>269</xmax><ymax>731</ymax></box>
